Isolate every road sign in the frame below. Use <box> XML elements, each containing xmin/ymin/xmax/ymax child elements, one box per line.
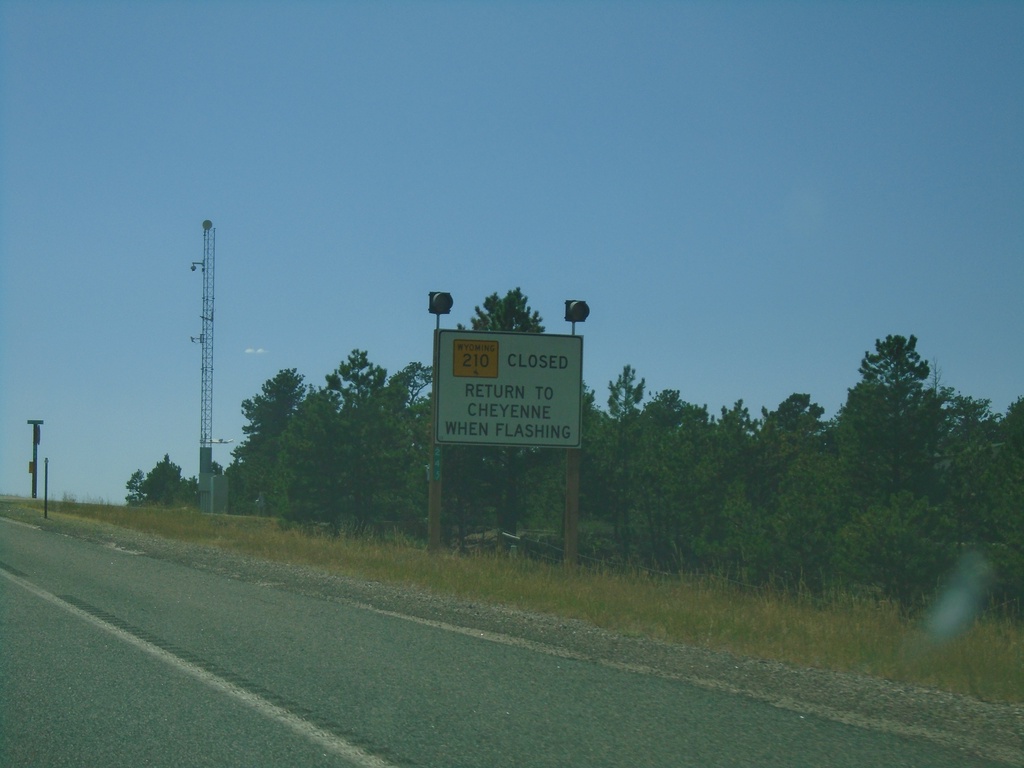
<box><xmin>435</xmin><ymin>330</ymin><xmax>583</xmax><ymax>448</ymax></box>
<box><xmin>451</xmin><ymin>337</ymin><xmax>499</xmax><ymax>378</ymax></box>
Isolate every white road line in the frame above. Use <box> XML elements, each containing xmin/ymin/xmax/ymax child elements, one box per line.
<box><xmin>1</xmin><ymin>568</ymin><xmax>398</xmax><ymax>768</ymax></box>
<box><xmin>0</xmin><ymin>515</ymin><xmax>41</xmax><ymax>530</ymax></box>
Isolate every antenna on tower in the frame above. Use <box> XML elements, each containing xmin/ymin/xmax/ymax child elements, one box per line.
<box><xmin>193</xmin><ymin>219</ymin><xmax>227</xmax><ymax>512</ymax></box>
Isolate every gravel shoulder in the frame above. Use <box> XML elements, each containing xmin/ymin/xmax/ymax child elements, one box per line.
<box><xmin>5</xmin><ymin>508</ymin><xmax>1022</xmax><ymax>765</ymax></box>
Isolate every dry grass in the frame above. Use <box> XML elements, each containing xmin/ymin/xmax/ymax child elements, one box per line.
<box><xmin>5</xmin><ymin>498</ymin><xmax>1021</xmax><ymax>703</ymax></box>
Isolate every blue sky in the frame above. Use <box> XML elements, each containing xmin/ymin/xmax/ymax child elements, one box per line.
<box><xmin>2</xmin><ymin>1</ymin><xmax>1021</xmax><ymax>504</ymax></box>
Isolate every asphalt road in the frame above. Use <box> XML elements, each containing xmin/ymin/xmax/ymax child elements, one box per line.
<box><xmin>0</xmin><ymin>514</ymin><xmax>1014</xmax><ymax>767</ymax></box>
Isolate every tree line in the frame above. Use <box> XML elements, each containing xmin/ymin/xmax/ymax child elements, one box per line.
<box><xmin>128</xmin><ymin>289</ymin><xmax>1024</xmax><ymax>610</ymax></box>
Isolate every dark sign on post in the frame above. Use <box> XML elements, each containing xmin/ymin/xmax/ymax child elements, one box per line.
<box><xmin>27</xmin><ymin>420</ymin><xmax>43</xmax><ymax>499</ymax></box>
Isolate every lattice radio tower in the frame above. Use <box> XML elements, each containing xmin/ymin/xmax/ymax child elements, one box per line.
<box><xmin>192</xmin><ymin>219</ymin><xmax>217</xmax><ymax>511</ymax></box>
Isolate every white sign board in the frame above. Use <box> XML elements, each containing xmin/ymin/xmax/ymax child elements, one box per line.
<box><xmin>435</xmin><ymin>330</ymin><xmax>583</xmax><ymax>448</ymax></box>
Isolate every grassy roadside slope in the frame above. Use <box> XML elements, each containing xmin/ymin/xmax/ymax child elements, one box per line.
<box><xmin>2</xmin><ymin>497</ymin><xmax>1020</xmax><ymax>703</ymax></box>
